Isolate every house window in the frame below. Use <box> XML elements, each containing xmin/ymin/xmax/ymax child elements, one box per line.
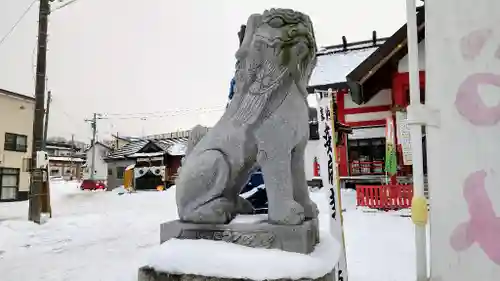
<box><xmin>0</xmin><ymin>168</ymin><xmax>19</xmax><ymax>200</ymax></box>
<box><xmin>348</xmin><ymin>137</ymin><xmax>385</xmax><ymax>175</ymax></box>
<box><xmin>50</xmin><ymin>169</ymin><xmax>59</xmax><ymax>176</ymax></box>
<box><xmin>4</xmin><ymin>133</ymin><xmax>28</xmax><ymax>152</ymax></box>
<box><xmin>308</xmin><ymin>107</ymin><xmax>320</xmax><ymax>140</ymax></box>
<box><xmin>116</xmin><ymin>167</ymin><xmax>125</xmax><ymax>179</ymax></box>
<box><xmin>309</xmin><ymin>122</ymin><xmax>319</xmax><ymax>140</ymax></box>
<box><xmin>107</xmin><ymin>168</ymin><xmax>113</xmax><ymax>176</ymax></box>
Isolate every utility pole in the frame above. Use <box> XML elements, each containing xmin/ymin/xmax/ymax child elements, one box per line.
<box><xmin>85</xmin><ymin>113</ymin><xmax>98</xmax><ymax>181</ymax></box>
<box><xmin>28</xmin><ymin>0</ymin><xmax>51</xmax><ymax>224</ymax></box>
<box><xmin>70</xmin><ymin>134</ymin><xmax>75</xmax><ymax>180</ymax></box>
<box><xmin>115</xmin><ymin>132</ymin><xmax>119</xmax><ymax>149</ymax></box>
<box><xmin>43</xmin><ymin>90</ymin><xmax>52</xmax><ymax>149</ymax></box>
<box><xmin>141</xmin><ymin>117</ymin><xmax>146</xmax><ymax>137</ymax></box>
<box><xmin>41</xmin><ymin>89</ymin><xmax>52</xmax><ymax>216</ymax></box>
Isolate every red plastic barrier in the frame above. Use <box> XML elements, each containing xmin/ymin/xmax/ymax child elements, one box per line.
<box><xmin>356</xmin><ymin>184</ymin><xmax>413</xmax><ymax>210</ymax></box>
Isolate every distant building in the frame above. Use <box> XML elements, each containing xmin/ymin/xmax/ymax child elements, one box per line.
<box><xmin>46</xmin><ymin>141</ymin><xmax>86</xmax><ymax>180</ymax></box>
<box><xmin>104</xmin><ymin>136</ymin><xmax>187</xmax><ymax>190</ymax></box>
<box><xmin>103</xmin><ymin>134</ymin><xmax>134</xmax><ymax>151</ymax></box>
<box><xmin>0</xmin><ymin>88</ymin><xmax>35</xmax><ymax>202</ymax></box>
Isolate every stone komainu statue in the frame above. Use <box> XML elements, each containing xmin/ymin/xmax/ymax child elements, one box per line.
<box><xmin>176</xmin><ymin>8</ymin><xmax>318</xmax><ymax>225</ymax></box>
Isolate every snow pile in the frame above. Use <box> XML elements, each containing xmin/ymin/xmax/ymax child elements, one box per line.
<box><xmin>0</xmin><ymin>180</ymin><xmax>418</xmax><ymax>281</ymax></box>
<box><xmin>240</xmin><ymin>184</ymin><xmax>265</xmax><ymax>199</ymax></box>
<box><xmin>230</xmin><ymin>214</ymin><xmax>268</xmax><ymax>224</ymax></box>
<box><xmin>49</xmin><ymin>180</ymin><xmax>85</xmax><ymax>200</ymax></box>
<box><xmin>147</xmin><ymin>232</ymin><xmax>339</xmax><ymax>280</ymax></box>
<box><xmin>0</xmin><ymin>183</ymin><xmax>180</xmax><ymax>281</ymax></box>
<box><xmin>114</xmin><ymin>185</ymin><xmax>127</xmax><ymax>195</ymax></box>
<box><xmin>145</xmin><ymin>188</ymin><xmax>341</xmax><ymax>280</ymax></box>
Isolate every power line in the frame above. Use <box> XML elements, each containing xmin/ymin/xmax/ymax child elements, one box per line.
<box><xmin>0</xmin><ymin>0</ymin><xmax>37</xmax><ymax>48</ymax></box>
<box><xmin>28</xmin><ymin>0</ymin><xmax>82</xmax><ymax>84</ymax></box>
<box><xmin>91</xmin><ymin>108</ymin><xmax>223</xmax><ymax>138</ymax></box>
<box><xmin>49</xmin><ymin>96</ymin><xmax>89</xmax><ymax>136</ymax></box>
<box><xmin>97</xmin><ymin>108</ymin><xmax>225</xmax><ymax>120</ymax></box>
<box><xmin>51</xmin><ymin>0</ymin><xmax>81</xmax><ymax>12</ymax></box>
<box><xmin>99</xmin><ymin>106</ymin><xmax>226</xmax><ymax>118</ymax></box>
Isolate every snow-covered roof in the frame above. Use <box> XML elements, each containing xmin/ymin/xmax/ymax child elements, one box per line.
<box><xmin>84</xmin><ymin>142</ymin><xmax>112</xmax><ymax>153</ymax></box>
<box><xmin>128</xmin><ymin>151</ymin><xmax>166</xmax><ymax>158</ymax></box>
<box><xmin>49</xmin><ymin>156</ymin><xmax>86</xmax><ymax>163</ymax></box>
<box><xmin>105</xmin><ymin>137</ymin><xmax>189</xmax><ymax>160</ymax></box>
<box><xmin>105</xmin><ymin>140</ymin><xmax>149</xmax><ymax>160</ymax></box>
<box><xmin>166</xmin><ymin>142</ymin><xmax>187</xmax><ymax>156</ymax></box>
<box><xmin>145</xmin><ymin>130</ymin><xmax>190</xmax><ymax>140</ymax></box>
<box><xmin>46</xmin><ymin>145</ymin><xmax>72</xmax><ymax>150</ymax></box>
<box><xmin>308</xmin><ymin>47</ymin><xmax>379</xmax><ymax>86</ymax></box>
<box><xmin>157</xmin><ymin>138</ymin><xmax>188</xmax><ymax>156</ymax></box>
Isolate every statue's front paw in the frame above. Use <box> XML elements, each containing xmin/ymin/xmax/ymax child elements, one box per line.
<box><xmin>268</xmin><ymin>200</ymin><xmax>305</xmax><ymax>225</ymax></box>
<box><xmin>302</xmin><ymin>201</ymin><xmax>319</xmax><ymax>219</ymax></box>
<box><xmin>180</xmin><ymin>198</ymin><xmax>235</xmax><ymax>224</ymax></box>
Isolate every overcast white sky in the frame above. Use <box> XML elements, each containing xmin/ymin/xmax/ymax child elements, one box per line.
<box><xmin>1</xmin><ymin>0</ymin><xmax>406</xmax><ymax>142</ymax></box>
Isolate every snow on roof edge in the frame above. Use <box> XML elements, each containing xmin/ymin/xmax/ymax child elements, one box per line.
<box><xmin>309</xmin><ymin>46</ymin><xmax>380</xmax><ymax>87</ymax></box>
<box><xmin>309</xmin><ymin>38</ymin><xmax>387</xmax><ymax>87</ymax></box>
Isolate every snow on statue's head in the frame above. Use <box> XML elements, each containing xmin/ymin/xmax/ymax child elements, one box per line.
<box><xmin>234</xmin><ymin>8</ymin><xmax>318</xmax><ymax>98</ymax></box>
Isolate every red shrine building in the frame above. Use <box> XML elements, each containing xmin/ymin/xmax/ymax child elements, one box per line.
<box><xmin>307</xmin><ymin>6</ymin><xmax>425</xmax><ymax>184</ymax></box>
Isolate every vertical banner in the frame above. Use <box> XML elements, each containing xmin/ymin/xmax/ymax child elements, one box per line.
<box><xmin>426</xmin><ymin>1</ymin><xmax>500</xmax><ymax>280</ymax></box>
<box><xmin>316</xmin><ymin>89</ymin><xmax>348</xmax><ymax>281</ymax></box>
<box><xmin>395</xmin><ymin>111</ymin><xmax>412</xmax><ymax>165</ymax></box>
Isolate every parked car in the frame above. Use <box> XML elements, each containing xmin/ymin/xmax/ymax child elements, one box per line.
<box><xmin>80</xmin><ymin>180</ymin><xmax>106</xmax><ymax>191</ymax></box>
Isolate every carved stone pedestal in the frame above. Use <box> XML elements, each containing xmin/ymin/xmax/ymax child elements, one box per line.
<box><xmin>160</xmin><ymin>218</ymin><xmax>319</xmax><ymax>254</ymax></box>
<box><xmin>138</xmin><ymin>267</ymin><xmax>334</xmax><ymax>281</ymax></box>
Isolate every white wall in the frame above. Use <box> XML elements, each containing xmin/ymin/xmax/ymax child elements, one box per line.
<box><xmin>304</xmin><ymin>140</ymin><xmax>320</xmax><ymax>180</ymax></box>
<box><xmin>344</xmin><ymin>89</ymin><xmax>392</xmax><ymax>125</ymax></box>
<box><xmin>344</xmin><ymin>111</ymin><xmax>392</xmax><ymax>123</ymax></box>
<box><xmin>343</xmin><ymin>89</ymin><xmax>392</xmax><ymax>124</ymax></box>
<box><xmin>85</xmin><ymin>145</ymin><xmax>108</xmax><ymax>180</ymax></box>
<box><xmin>426</xmin><ymin>1</ymin><xmax>500</xmax><ymax>280</ymax></box>
<box><xmin>398</xmin><ymin>41</ymin><xmax>426</xmax><ymax>72</ymax></box>
<box><xmin>348</xmin><ymin>127</ymin><xmax>385</xmax><ymax>140</ymax></box>
<box><xmin>344</xmin><ymin>89</ymin><xmax>392</xmax><ymax>109</ymax></box>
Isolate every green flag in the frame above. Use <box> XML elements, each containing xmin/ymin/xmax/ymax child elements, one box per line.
<box><xmin>385</xmin><ymin>117</ymin><xmax>397</xmax><ymax>176</ymax></box>
<box><xmin>385</xmin><ymin>142</ymin><xmax>397</xmax><ymax>176</ymax></box>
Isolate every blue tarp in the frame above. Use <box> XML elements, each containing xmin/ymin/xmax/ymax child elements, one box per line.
<box><xmin>228</xmin><ymin>77</ymin><xmax>236</xmax><ymax>100</ymax></box>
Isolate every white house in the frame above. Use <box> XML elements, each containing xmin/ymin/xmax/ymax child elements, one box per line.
<box><xmin>82</xmin><ymin>142</ymin><xmax>111</xmax><ymax>181</ymax></box>
<box><xmin>0</xmin><ymin>88</ymin><xmax>35</xmax><ymax>202</ymax></box>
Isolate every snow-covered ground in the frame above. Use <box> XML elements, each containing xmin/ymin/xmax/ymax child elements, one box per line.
<box><xmin>0</xmin><ymin>181</ymin><xmax>416</xmax><ymax>281</ymax></box>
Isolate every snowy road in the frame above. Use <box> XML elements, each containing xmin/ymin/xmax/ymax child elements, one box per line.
<box><xmin>0</xmin><ymin>181</ymin><xmax>416</xmax><ymax>281</ymax></box>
